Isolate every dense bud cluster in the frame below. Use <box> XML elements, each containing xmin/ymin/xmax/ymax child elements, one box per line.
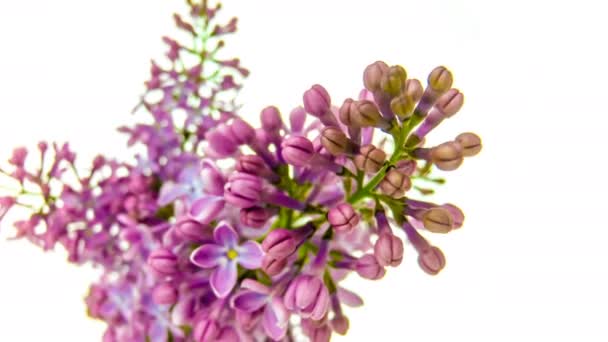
<box><xmin>0</xmin><ymin>1</ymin><xmax>481</xmax><ymax>341</ymax></box>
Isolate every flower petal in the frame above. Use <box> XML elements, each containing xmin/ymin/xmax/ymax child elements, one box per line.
<box><xmin>337</xmin><ymin>287</ymin><xmax>364</xmax><ymax>307</ymax></box>
<box><xmin>263</xmin><ymin>297</ymin><xmax>289</xmax><ymax>341</ymax></box>
<box><xmin>237</xmin><ymin>241</ymin><xmax>264</xmax><ymax>269</ymax></box>
<box><xmin>210</xmin><ymin>260</ymin><xmax>237</xmax><ymax>298</ymax></box>
<box><xmin>213</xmin><ymin>222</ymin><xmax>238</xmax><ymax>248</ymax></box>
<box><xmin>158</xmin><ymin>183</ymin><xmax>190</xmax><ymax>206</ymax></box>
<box><xmin>200</xmin><ymin>159</ymin><xmax>225</xmax><ymax>196</ymax></box>
<box><xmin>232</xmin><ymin>290</ymin><xmax>268</xmax><ymax>313</ymax></box>
<box><xmin>190</xmin><ymin>244</ymin><xmax>225</xmax><ymax>268</ymax></box>
<box><xmin>241</xmin><ymin>279</ymin><xmax>270</xmax><ymax>295</ymax></box>
<box><xmin>189</xmin><ymin>196</ymin><xmax>225</xmax><ymax>224</ymax></box>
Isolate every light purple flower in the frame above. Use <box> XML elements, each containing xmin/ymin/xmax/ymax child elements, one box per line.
<box><xmin>232</xmin><ymin>279</ymin><xmax>290</xmax><ymax>340</ymax></box>
<box><xmin>158</xmin><ymin>160</ymin><xmax>226</xmax><ymax>224</ymax></box>
<box><xmin>190</xmin><ymin>223</ymin><xmax>264</xmax><ymax>298</ymax></box>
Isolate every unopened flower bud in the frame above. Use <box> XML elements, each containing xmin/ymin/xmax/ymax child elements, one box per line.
<box><xmin>380</xmin><ymin>65</ymin><xmax>407</xmax><ymax>96</ymax></box>
<box><xmin>356</xmin><ymin>254</ymin><xmax>386</xmax><ymax>280</ymax></box>
<box><xmin>331</xmin><ymin>315</ymin><xmax>349</xmax><ymax>335</ymax></box>
<box><xmin>374</xmin><ymin>233</ymin><xmax>404</xmax><ymax>267</ymax></box>
<box><xmin>240</xmin><ymin>207</ymin><xmax>272</xmax><ymax>228</ymax></box>
<box><xmin>455</xmin><ymin>132</ymin><xmax>482</xmax><ymax>157</ymax></box>
<box><xmin>224</xmin><ymin>172</ymin><xmax>263</xmax><ymax>208</ymax></box>
<box><xmin>428</xmin><ymin>66</ymin><xmax>453</xmax><ymax>93</ymax></box>
<box><xmin>363</xmin><ymin>61</ymin><xmax>389</xmax><ymax>92</ymax></box>
<box><xmin>430</xmin><ymin>141</ymin><xmax>463</xmax><ymax>171</ymax></box>
<box><xmin>422</xmin><ymin>207</ymin><xmax>455</xmax><ymax>233</ymax></box>
<box><xmin>436</xmin><ymin>88</ymin><xmax>464</xmax><ymax>117</ymax></box>
<box><xmin>338</xmin><ymin>98</ymin><xmax>356</xmax><ymax>126</ymax></box>
<box><xmin>418</xmin><ymin>246</ymin><xmax>446</xmax><ymax>275</ymax></box>
<box><xmin>284</xmin><ymin>275</ymin><xmax>330</xmax><ymax>320</ymax></box>
<box><xmin>321</xmin><ymin>126</ymin><xmax>356</xmax><ymax>156</ymax></box>
<box><xmin>260</xmin><ymin>106</ymin><xmax>283</xmax><ymax>131</ymax></box>
<box><xmin>441</xmin><ymin>203</ymin><xmax>464</xmax><ymax>229</ymax></box>
<box><xmin>379</xmin><ymin>168</ymin><xmax>411</xmax><ymax>198</ymax></box>
<box><xmin>353</xmin><ymin>100</ymin><xmax>384</xmax><ymax>127</ymax></box>
<box><xmin>405</xmin><ymin>78</ymin><xmax>424</xmax><ymax>101</ymax></box>
<box><xmin>281</xmin><ymin>135</ymin><xmax>314</xmax><ymax>167</ymax></box>
<box><xmin>390</xmin><ymin>93</ymin><xmax>414</xmax><ymax>120</ymax></box>
<box><xmin>236</xmin><ymin>155</ymin><xmax>277</xmax><ymax>182</ymax></box>
<box><xmin>194</xmin><ymin>319</ymin><xmax>220</xmax><ymax>342</ymax></box>
<box><xmin>303</xmin><ymin>84</ymin><xmax>331</xmax><ymax>118</ymax></box>
<box><xmin>148</xmin><ymin>248</ymin><xmax>179</xmax><ymax>276</ymax></box>
<box><xmin>290</xmin><ymin>106</ymin><xmax>307</xmax><ymax>133</ymax></box>
<box><xmin>153</xmin><ymin>283</ymin><xmax>178</xmax><ymax>305</ymax></box>
<box><xmin>354</xmin><ymin>144</ymin><xmax>386</xmax><ymax>174</ymax></box>
<box><xmin>328</xmin><ymin>203</ymin><xmax>360</xmax><ymax>233</ymax></box>
<box><xmin>228</xmin><ymin>118</ymin><xmax>256</xmax><ymax>145</ymax></box>
<box><xmin>262</xmin><ymin>229</ymin><xmax>296</xmax><ymax>259</ymax></box>
<box><xmin>262</xmin><ymin>255</ymin><xmax>288</xmax><ymax>276</ymax></box>
<box><xmin>175</xmin><ymin>219</ymin><xmax>209</xmax><ymax>241</ymax></box>
<box><xmin>205</xmin><ymin>125</ymin><xmax>238</xmax><ymax>157</ymax></box>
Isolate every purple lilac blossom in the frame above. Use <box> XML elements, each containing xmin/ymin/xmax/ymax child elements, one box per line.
<box><xmin>0</xmin><ymin>0</ymin><xmax>482</xmax><ymax>341</ymax></box>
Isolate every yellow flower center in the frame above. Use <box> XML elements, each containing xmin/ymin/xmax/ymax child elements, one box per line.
<box><xmin>226</xmin><ymin>249</ymin><xmax>238</xmax><ymax>260</ymax></box>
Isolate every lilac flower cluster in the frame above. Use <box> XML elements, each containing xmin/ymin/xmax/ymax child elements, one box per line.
<box><xmin>0</xmin><ymin>1</ymin><xmax>481</xmax><ymax>341</ymax></box>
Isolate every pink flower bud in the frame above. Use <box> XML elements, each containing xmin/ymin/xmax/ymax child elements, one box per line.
<box><xmin>152</xmin><ymin>283</ymin><xmax>178</xmax><ymax>305</ymax></box>
<box><xmin>262</xmin><ymin>229</ymin><xmax>296</xmax><ymax>259</ymax></box>
<box><xmin>9</xmin><ymin>147</ymin><xmax>27</xmax><ymax>166</ymax></box>
<box><xmin>455</xmin><ymin>132</ymin><xmax>482</xmax><ymax>157</ymax></box>
<box><xmin>228</xmin><ymin>118</ymin><xmax>255</xmax><ymax>145</ymax></box>
<box><xmin>205</xmin><ymin>125</ymin><xmax>239</xmax><ymax>157</ymax></box>
<box><xmin>379</xmin><ymin>168</ymin><xmax>411</xmax><ymax>198</ymax></box>
<box><xmin>352</xmin><ymin>100</ymin><xmax>383</xmax><ymax>127</ymax></box>
<box><xmin>262</xmin><ymin>255</ymin><xmax>288</xmax><ymax>276</ymax></box>
<box><xmin>441</xmin><ymin>203</ymin><xmax>464</xmax><ymax>229</ymax></box>
<box><xmin>236</xmin><ymin>155</ymin><xmax>273</xmax><ymax>179</ymax></box>
<box><xmin>356</xmin><ymin>254</ymin><xmax>386</xmax><ymax>280</ymax></box>
<box><xmin>331</xmin><ymin>315</ymin><xmax>349</xmax><ymax>335</ymax></box>
<box><xmin>289</xmin><ymin>106</ymin><xmax>307</xmax><ymax>132</ymax></box>
<box><xmin>374</xmin><ymin>233</ymin><xmax>404</xmax><ymax>267</ymax></box>
<box><xmin>240</xmin><ymin>207</ymin><xmax>271</xmax><ymax>228</ymax></box>
<box><xmin>260</xmin><ymin>106</ymin><xmax>283</xmax><ymax>131</ymax></box>
<box><xmin>147</xmin><ymin>248</ymin><xmax>179</xmax><ymax>276</ymax></box>
<box><xmin>303</xmin><ymin>84</ymin><xmax>331</xmax><ymax>118</ymax></box>
<box><xmin>281</xmin><ymin>135</ymin><xmax>314</xmax><ymax>166</ymax></box>
<box><xmin>430</xmin><ymin>141</ymin><xmax>464</xmax><ymax>171</ymax></box>
<box><xmin>363</xmin><ymin>61</ymin><xmax>389</xmax><ymax>92</ymax></box>
<box><xmin>320</xmin><ymin>126</ymin><xmax>357</xmax><ymax>156</ymax></box>
<box><xmin>224</xmin><ymin>172</ymin><xmax>263</xmax><ymax>208</ymax></box>
<box><xmin>327</xmin><ymin>203</ymin><xmax>360</xmax><ymax>233</ymax></box>
<box><xmin>418</xmin><ymin>246</ymin><xmax>446</xmax><ymax>275</ymax></box>
<box><xmin>175</xmin><ymin>219</ymin><xmax>209</xmax><ymax>241</ymax></box>
<box><xmin>436</xmin><ymin>88</ymin><xmax>464</xmax><ymax>117</ymax></box>
<box><xmin>422</xmin><ymin>207</ymin><xmax>455</xmax><ymax>234</ymax></box>
<box><xmin>354</xmin><ymin>144</ymin><xmax>386</xmax><ymax>174</ymax></box>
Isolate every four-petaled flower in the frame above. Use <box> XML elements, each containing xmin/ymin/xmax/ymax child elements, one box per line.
<box><xmin>190</xmin><ymin>223</ymin><xmax>264</xmax><ymax>298</ymax></box>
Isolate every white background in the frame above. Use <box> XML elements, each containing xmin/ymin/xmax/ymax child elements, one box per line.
<box><xmin>1</xmin><ymin>0</ymin><xmax>607</xmax><ymax>341</ymax></box>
